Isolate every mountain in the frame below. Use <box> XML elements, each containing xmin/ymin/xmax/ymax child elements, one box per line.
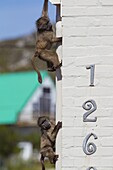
<box><xmin>0</xmin><ymin>32</ymin><xmax>50</xmax><ymax>73</ymax></box>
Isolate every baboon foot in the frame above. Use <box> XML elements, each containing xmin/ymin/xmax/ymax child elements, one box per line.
<box><xmin>49</xmin><ymin>154</ymin><xmax>59</xmax><ymax>164</ymax></box>
<box><xmin>54</xmin><ymin>61</ymin><xmax>62</xmax><ymax>70</ymax></box>
<box><xmin>53</xmin><ymin>155</ymin><xmax>59</xmax><ymax>164</ymax></box>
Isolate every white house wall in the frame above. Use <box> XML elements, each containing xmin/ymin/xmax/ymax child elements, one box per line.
<box><xmin>61</xmin><ymin>0</ymin><xmax>113</xmax><ymax>170</ymax></box>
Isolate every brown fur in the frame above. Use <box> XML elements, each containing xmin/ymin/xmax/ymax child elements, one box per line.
<box><xmin>31</xmin><ymin>0</ymin><xmax>62</xmax><ymax>84</ymax></box>
<box><xmin>38</xmin><ymin>116</ymin><xmax>62</xmax><ymax>170</ymax></box>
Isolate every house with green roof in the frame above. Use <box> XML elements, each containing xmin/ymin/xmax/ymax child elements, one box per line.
<box><xmin>0</xmin><ymin>71</ymin><xmax>56</xmax><ymax>125</ymax></box>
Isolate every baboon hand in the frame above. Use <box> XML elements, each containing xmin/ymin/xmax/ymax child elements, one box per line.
<box><xmin>57</xmin><ymin>121</ymin><xmax>62</xmax><ymax>129</ymax></box>
<box><xmin>58</xmin><ymin>37</ymin><xmax>62</xmax><ymax>42</ymax></box>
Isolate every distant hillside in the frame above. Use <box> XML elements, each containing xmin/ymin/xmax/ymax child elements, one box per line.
<box><xmin>0</xmin><ymin>32</ymin><xmax>56</xmax><ymax>81</ymax></box>
<box><xmin>0</xmin><ymin>33</ymin><xmax>45</xmax><ymax>72</ymax></box>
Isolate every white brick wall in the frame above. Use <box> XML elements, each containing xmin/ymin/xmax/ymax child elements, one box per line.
<box><xmin>61</xmin><ymin>0</ymin><xmax>113</xmax><ymax>169</ymax></box>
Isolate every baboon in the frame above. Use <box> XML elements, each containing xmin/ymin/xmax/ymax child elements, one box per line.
<box><xmin>31</xmin><ymin>0</ymin><xmax>62</xmax><ymax>84</ymax></box>
<box><xmin>38</xmin><ymin>116</ymin><xmax>62</xmax><ymax>170</ymax></box>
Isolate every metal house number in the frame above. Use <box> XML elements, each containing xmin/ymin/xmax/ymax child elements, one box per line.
<box><xmin>82</xmin><ymin>100</ymin><xmax>97</xmax><ymax>122</ymax></box>
<box><xmin>83</xmin><ymin>133</ymin><xmax>98</xmax><ymax>155</ymax></box>
<box><xmin>87</xmin><ymin>167</ymin><xmax>97</xmax><ymax>170</ymax></box>
<box><xmin>81</xmin><ymin>64</ymin><xmax>98</xmax><ymax>169</ymax></box>
<box><xmin>86</xmin><ymin>64</ymin><xmax>95</xmax><ymax>86</ymax></box>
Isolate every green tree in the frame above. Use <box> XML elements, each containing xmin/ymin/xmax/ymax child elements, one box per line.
<box><xmin>24</xmin><ymin>132</ymin><xmax>40</xmax><ymax>150</ymax></box>
<box><xmin>0</xmin><ymin>126</ymin><xmax>20</xmax><ymax>158</ymax></box>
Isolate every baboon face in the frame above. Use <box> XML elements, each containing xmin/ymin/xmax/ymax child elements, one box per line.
<box><xmin>36</xmin><ymin>17</ymin><xmax>52</xmax><ymax>32</ymax></box>
<box><xmin>38</xmin><ymin>117</ymin><xmax>51</xmax><ymax>130</ymax></box>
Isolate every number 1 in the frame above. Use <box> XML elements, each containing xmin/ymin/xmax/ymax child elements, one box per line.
<box><xmin>86</xmin><ymin>64</ymin><xmax>95</xmax><ymax>86</ymax></box>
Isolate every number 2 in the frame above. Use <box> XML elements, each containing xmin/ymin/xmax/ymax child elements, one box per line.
<box><xmin>82</xmin><ymin>100</ymin><xmax>97</xmax><ymax>122</ymax></box>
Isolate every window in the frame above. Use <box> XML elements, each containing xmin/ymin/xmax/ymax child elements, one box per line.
<box><xmin>43</xmin><ymin>87</ymin><xmax>51</xmax><ymax>94</ymax></box>
<box><xmin>40</xmin><ymin>97</ymin><xmax>51</xmax><ymax>114</ymax></box>
<box><xmin>33</xmin><ymin>102</ymin><xmax>39</xmax><ymax>118</ymax></box>
<box><xmin>40</xmin><ymin>87</ymin><xmax>51</xmax><ymax>115</ymax></box>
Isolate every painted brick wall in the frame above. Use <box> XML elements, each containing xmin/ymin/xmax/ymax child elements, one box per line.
<box><xmin>61</xmin><ymin>0</ymin><xmax>113</xmax><ymax>170</ymax></box>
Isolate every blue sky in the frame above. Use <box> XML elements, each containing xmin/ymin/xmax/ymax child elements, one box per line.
<box><xmin>0</xmin><ymin>0</ymin><xmax>56</xmax><ymax>40</ymax></box>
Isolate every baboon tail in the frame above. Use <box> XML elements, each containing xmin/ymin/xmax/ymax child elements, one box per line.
<box><xmin>31</xmin><ymin>56</ymin><xmax>42</xmax><ymax>84</ymax></box>
<box><xmin>40</xmin><ymin>155</ymin><xmax>45</xmax><ymax>170</ymax></box>
<box><xmin>41</xmin><ymin>162</ymin><xmax>45</xmax><ymax>170</ymax></box>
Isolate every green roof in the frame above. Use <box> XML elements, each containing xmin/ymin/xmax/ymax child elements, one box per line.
<box><xmin>0</xmin><ymin>71</ymin><xmax>48</xmax><ymax>124</ymax></box>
